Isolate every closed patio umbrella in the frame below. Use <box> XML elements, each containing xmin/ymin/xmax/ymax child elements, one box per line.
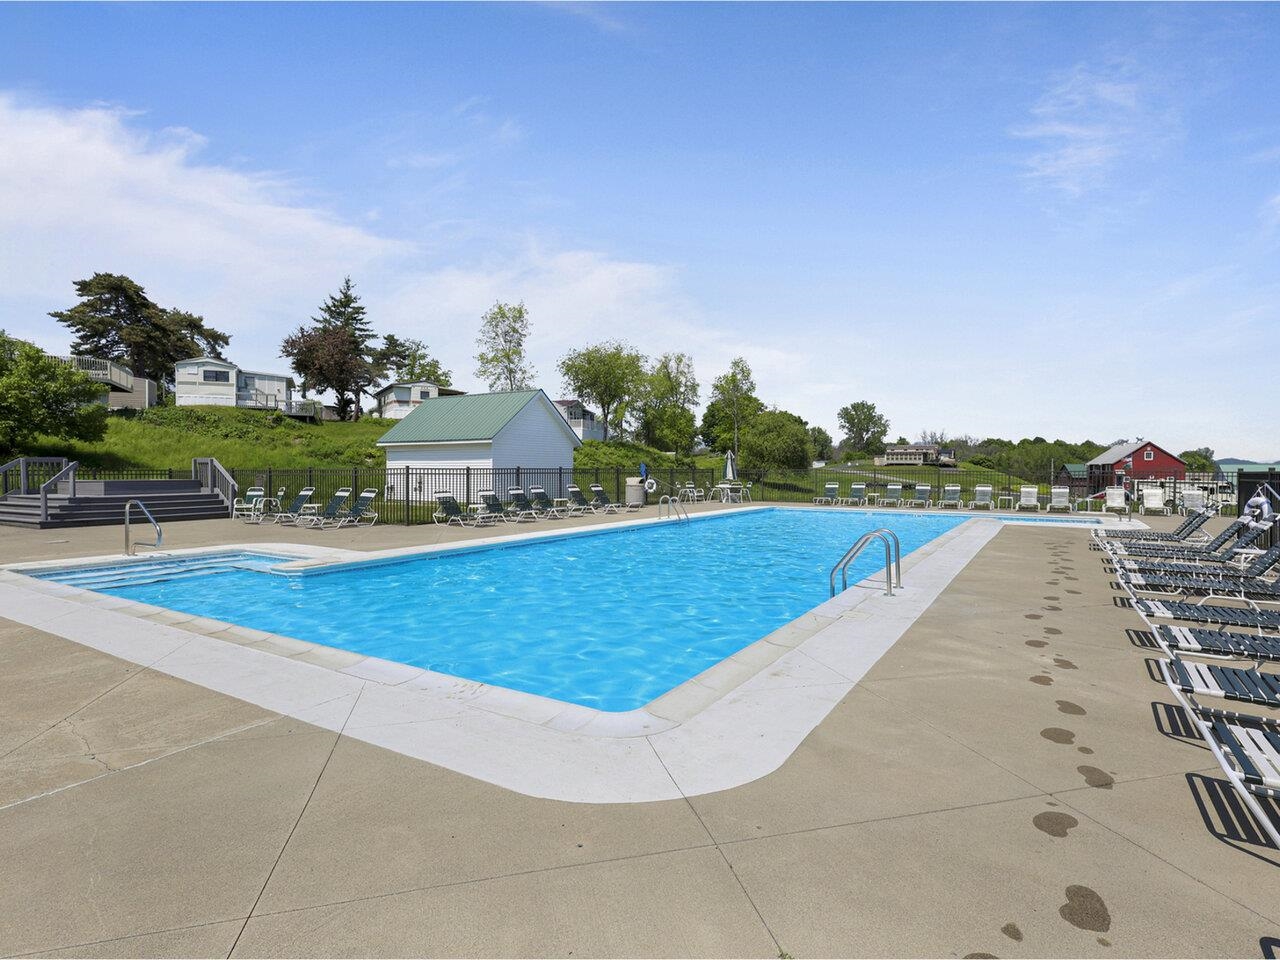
<box><xmin>724</xmin><ymin>449</ymin><xmax>737</xmax><ymax>482</ymax></box>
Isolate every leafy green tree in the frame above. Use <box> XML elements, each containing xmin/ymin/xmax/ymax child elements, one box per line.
<box><xmin>49</xmin><ymin>273</ymin><xmax>229</xmax><ymax>390</ymax></box>
<box><xmin>808</xmin><ymin>426</ymin><xmax>834</xmax><ymax>460</ymax></box>
<box><xmin>637</xmin><ymin>352</ymin><xmax>699</xmax><ymax>452</ymax></box>
<box><xmin>837</xmin><ymin>401</ymin><xmax>890</xmax><ymax>455</ymax></box>
<box><xmin>475</xmin><ymin>301</ymin><xmax>535</xmax><ymax>391</ymax></box>
<box><xmin>281</xmin><ymin>277</ymin><xmax>379</xmax><ymax>420</ymax></box>
<box><xmin>378</xmin><ymin>335</ymin><xmax>452</xmax><ymax>387</ymax></box>
<box><xmin>557</xmin><ymin>341</ymin><xmax>648</xmax><ymax>442</ymax></box>
<box><xmin>700</xmin><ymin>394</ymin><xmax>763</xmax><ymax>453</ymax></box>
<box><xmin>0</xmin><ymin>331</ymin><xmax>107</xmax><ymax>454</ymax></box>
<box><xmin>709</xmin><ymin>357</ymin><xmax>757</xmax><ymax>458</ymax></box>
<box><xmin>740</xmin><ymin>409</ymin><xmax>812</xmax><ymax>470</ymax></box>
<box><xmin>1179</xmin><ymin>447</ymin><xmax>1216</xmax><ymax>474</ymax></box>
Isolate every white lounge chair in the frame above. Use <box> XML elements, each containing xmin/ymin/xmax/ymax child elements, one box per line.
<box><xmin>879</xmin><ymin>483</ymin><xmax>903</xmax><ymax>507</ymax></box>
<box><xmin>1046</xmin><ymin>487</ymin><xmax>1073</xmax><ymax>513</ymax></box>
<box><xmin>936</xmin><ymin>484</ymin><xmax>962</xmax><ymax>509</ymax></box>
<box><xmin>904</xmin><ymin>484</ymin><xmax>931</xmax><ymax>508</ymax></box>
<box><xmin>1140</xmin><ymin>486</ymin><xmax>1171</xmax><ymax>516</ymax></box>
<box><xmin>1104</xmin><ymin>486</ymin><xmax>1130</xmax><ymax>520</ymax></box>
<box><xmin>1180</xmin><ymin>489</ymin><xmax>1208</xmax><ymax>515</ymax></box>
<box><xmin>813</xmin><ymin>481</ymin><xmax>839</xmax><ymax>505</ymax></box>
<box><xmin>969</xmin><ymin>484</ymin><xmax>994</xmax><ymax>510</ymax></box>
<box><xmin>1015</xmin><ymin>485</ymin><xmax>1040</xmax><ymax>512</ymax></box>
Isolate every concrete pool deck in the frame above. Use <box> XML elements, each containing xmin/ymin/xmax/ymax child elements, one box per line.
<box><xmin>1</xmin><ymin>510</ymin><xmax>1277</xmax><ymax>956</ymax></box>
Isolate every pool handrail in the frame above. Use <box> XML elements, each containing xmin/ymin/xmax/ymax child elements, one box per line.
<box><xmin>125</xmin><ymin>499</ymin><xmax>163</xmax><ymax>556</ymax></box>
<box><xmin>830</xmin><ymin>527</ymin><xmax>902</xmax><ymax>597</ymax></box>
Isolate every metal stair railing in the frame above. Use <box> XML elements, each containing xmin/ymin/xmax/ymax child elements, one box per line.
<box><xmin>192</xmin><ymin>457</ymin><xmax>239</xmax><ymax>517</ymax></box>
<box><xmin>39</xmin><ymin>460</ymin><xmax>79</xmax><ymax>523</ymax></box>
<box><xmin>830</xmin><ymin>527</ymin><xmax>903</xmax><ymax>597</ymax></box>
<box><xmin>657</xmin><ymin>494</ymin><xmax>690</xmax><ymax>522</ymax></box>
<box><xmin>125</xmin><ymin>499</ymin><xmax>163</xmax><ymax>556</ymax></box>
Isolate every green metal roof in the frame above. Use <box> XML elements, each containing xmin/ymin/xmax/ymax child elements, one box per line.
<box><xmin>1059</xmin><ymin>463</ymin><xmax>1087</xmax><ymax>477</ymax></box>
<box><xmin>376</xmin><ymin>390</ymin><xmax>541</xmax><ymax>444</ymax></box>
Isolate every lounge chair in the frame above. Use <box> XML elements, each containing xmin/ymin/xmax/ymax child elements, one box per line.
<box><xmin>1046</xmin><ymin>487</ymin><xmax>1073</xmax><ymax>513</ymax></box>
<box><xmin>232</xmin><ymin>486</ymin><xmax>266</xmax><ymax>521</ymax></box>
<box><xmin>935</xmin><ymin>485</ymin><xmax>962</xmax><ymax>509</ymax></box>
<box><xmin>294</xmin><ymin>487</ymin><xmax>352</xmax><ymax>527</ymax></box>
<box><xmin>476</xmin><ymin>489</ymin><xmax>516</xmax><ymax>523</ymax></box>
<box><xmin>1140</xmin><ymin>486</ymin><xmax>1171</xmax><ymax>516</ymax></box>
<box><xmin>1114</xmin><ymin>544</ymin><xmax>1280</xmax><ymax>579</ymax></box>
<box><xmin>306</xmin><ymin>487</ymin><xmax>378</xmax><ymax>529</ymax></box>
<box><xmin>432</xmin><ymin>491</ymin><xmax>490</xmax><ymax>527</ymax></box>
<box><xmin>969</xmin><ymin>484</ymin><xmax>994</xmax><ymax>510</ymax></box>
<box><xmin>813</xmin><ymin>481</ymin><xmax>839</xmax><ymax>505</ymax></box>
<box><xmin>1015</xmin><ymin>485</ymin><xmax>1040</xmax><ymax>512</ymax></box>
<box><xmin>1159</xmin><ymin>656</ymin><xmax>1280</xmax><ymax>711</ymax></box>
<box><xmin>837</xmin><ymin>482</ymin><xmax>867</xmax><ymax>506</ymax></box>
<box><xmin>1132</xmin><ymin>597</ymin><xmax>1280</xmax><ymax>631</ymax></box>
<box><xmin>1180</xmin><ymin>489</ymin><xmax>1208</xmax><ymax>515</ymax></box>
<box><xmin>272</xmin><ymin>487</ymin><xmax>315</xmax><ymax>524</ymax></box>
<box><xmin>1103</xmin><ymin>517</ymin><xmax>1267</xmax><ymax>560</ymax></box>
<box><xmin>1120</xmin><ymin>567</ymin><xmax>1280</xmax><ymax>602</ymax></box>
<box><xmin>879</xmin><ymin>483</ymin><xmax>903</xmax><ymax>507</ymax></box>
<box><xmin>566</xmin><ymin>484</ymin><xmax>595</xmax><ymax>515</ymax></box>
<box><xmin>1098</xmin><ymin>509</ymin><xmax>1211</xmax><ymax>543</ymax></box>
<box><xmin>1103</xmin><ymin>486</ymin><xmax>1130</xmax><ymax>520</ymax></box>
<box><xmin>589</xmin><ymin>482</ymin><xmax>636</xmax><ymax>513</ymax></box>
<box><xmin>506</xmin><ymin>487</ymin><xmax>541</xmax><ymax>522</ymax></box>
<box><xmin>1156</xmin><ymin>624</ymin><xmax>1280</xmax><ymax>663</ymax></box>
<box><xmin>904</xmin><ymin>484</ymin><xmax>932</xmax><ymax>508</ymax></box>
<box><xmin>528</xmin><ymin>485</ymin><xmax>568</xmax><ymax>518</ymax></box>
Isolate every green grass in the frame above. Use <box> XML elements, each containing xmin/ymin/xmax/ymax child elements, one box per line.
<box><xmin>572</xmin><ymin>439</ymin><xmax>724</xmax><ymax>471</ymax></box>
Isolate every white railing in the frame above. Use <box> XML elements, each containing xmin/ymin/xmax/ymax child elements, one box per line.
<box><xmin>192</xmin><ymin>457</ymin><xmax>238</xmax><ymax>516</ymax></box>
<box><xmin>51</xmin><ymin>355</ymin><xmax>133</xmax><ymax>391</ymax></box>
<box><xmin>40</xmin><ymin>461</ymin><xmax>79</xmax><ymax>522</ymax></box>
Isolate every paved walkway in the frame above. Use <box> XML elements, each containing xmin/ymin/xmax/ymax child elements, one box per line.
<box><xmin>1</xmin><ymin>513</ymin><xmax>1277</xmax><ymax>957</ymax></box>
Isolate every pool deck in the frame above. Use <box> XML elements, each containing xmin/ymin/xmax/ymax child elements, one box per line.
<box><xmin>1</xmin><ymin>509</ymin><xmax>1277</xmax><ymax>957</ymax></box>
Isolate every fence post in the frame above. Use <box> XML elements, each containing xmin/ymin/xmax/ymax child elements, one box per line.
<box><xmin>308</xmin><ymin>466</ymin><xmax>314</xmax><ymax>488</ymax></box>
<box><xmin>558</xmin><ymin>466</ymin><xmax>564</xmax><ymax>498</ymax></box>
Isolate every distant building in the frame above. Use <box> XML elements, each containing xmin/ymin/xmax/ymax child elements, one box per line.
<box><xmin>173</xmin><ymin>357</ymin><xmax>317</xmax><ymax>419</ymax></box>
<box><xmin>875</xmin><ymin>443</ymin><xmax>956</xmax><ymax>467</ymax></box>
<box><xmin>554</xmin><ymin>399</ymin><xmax>606</xmax><ymax>442</ymax></box>
<box><xmin>1086</xmin><ymin>439</ymin><xmax>1185</xmax><ymax>494</ymax></box>
<box><xmin>1055</xmin><ymin>463</ymin><xmax>1089</xmax><ymax>497</ymax></box>
<box><xmin>371</xmin><ymin>381</ymin><xmax>466</xmax><ymax>420</ymax></box>
<box><xmin>49</xmin><ymin>354</ymin><xmax>156</xmax><ymax>410</ymax></box>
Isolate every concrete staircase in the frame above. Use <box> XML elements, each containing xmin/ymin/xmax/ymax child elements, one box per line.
<box><xmin>0</xmin><ymin>479</ymin><xmax>230</xmax><ymax>529</ymax></box>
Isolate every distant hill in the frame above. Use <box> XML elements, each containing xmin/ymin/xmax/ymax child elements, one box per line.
<box><xmin>1218</xmin><ymin>458</ymin><xmax>1280</xmax><ymax>466</ymax></box>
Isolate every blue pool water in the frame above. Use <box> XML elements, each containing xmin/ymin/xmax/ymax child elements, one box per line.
<box><xmin>31</xmin><ymin>510</ymin><xmax>1001</xmax><ymax>711</ymax></box>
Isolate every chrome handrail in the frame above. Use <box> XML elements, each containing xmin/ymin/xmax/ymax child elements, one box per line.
<box><xmin>830</xmin><ymin>528</ymin><xmax>902</xmax><ymax>597</ymax></box>
<box><xmin>39</xmin><ymin>460</ymin><xmax>79</xmax><ymax>523</ymax></box>
<box><xmin>657</xmin><ymin>494</ymin><xmax>690</xmax><ymax>521</ymax></box>
<box><xmin>125</xmin><ymin>499</ymin><xmax>162</xmax><ymax>556</ymax></box>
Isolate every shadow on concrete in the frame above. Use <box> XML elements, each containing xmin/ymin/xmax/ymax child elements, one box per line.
<box><xmin>1151</xmin><ymin>701</ymin><xmax>1207</xmax><ymax>747</ymax></box>
<box><xmin>1187</xmin><ymin>773</ymin><xmax>1280</xmax><ymax>869</ymax></box>
<box><xmin>1127</xmin><ymin>628</ymin><xmax>1158</xmax><ymax>649</ymax></box>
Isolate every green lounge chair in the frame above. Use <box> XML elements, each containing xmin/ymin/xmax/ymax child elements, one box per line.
<box><xmin>528</xmin><ymin>485</ymin><xmax>568</xmax><ymax>518</ymax></box>
<box><xmin>879</xmin><ymin>483</ymin><xmax>903</xmax><ymax>507</ymax></box>
<box><xmin>566</xmin><ymin>485</ymin><xmax>594</xmax><ymax>515</ymax></box>
<box><xmin>294</xmin><ymin>487</ymin><xmax>351</xmax><ymax>527</ymax></box>
<box><xmin>273</xmin><ymin>486</ymin><xmax>315</xmax><ymax>524</ymax></box>
<box><xmin>935</xmin><ymin>484</ymin><xmax>962</xmax><ymax>509</ymax></box>
<box><xmin>589</xmin><ymin>482</ymin><xmax>635</xmax><ymax>513</ymax></box>
<box><xmin>477</xmin><ymin>489</ymin><xmax>515</xmax><ymax>523</ymax></box>
<box><xmin>904</xmin><ymin>484</ymin><xmax>932</xmax><ymax>508</ymax></box>
<box><xmin>330</xmin><ymin>487</ymin><xmax>379</xmax><ymax>528</ymax></box>
<box><xmin>813</xmin><ymin>481</ymin><xmax>839</xmax><ymax>505</ymax></box>
<box><xmin>837</xmin><ymin>482</ymin><xmax>867</xmax><ymax>506</ymax></box>
<box><xmin>432</xmin><ymin>491</ymin><xmax>489</xmax><ymax>527</ymax></box>
<box><xmin>506</xmin><ymin>487</ymin><xmax>541</xmax><ymax>522</ymax></box>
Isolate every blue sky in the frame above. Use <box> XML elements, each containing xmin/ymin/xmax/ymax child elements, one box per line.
<box><xmin>2</xmin><ymin>2</ymin><xmax>1278</xmax><ymax>457</ymax></box>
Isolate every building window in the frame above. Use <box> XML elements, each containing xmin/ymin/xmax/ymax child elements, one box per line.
<box><xmin>1144</xmin><ymin>450</ymin><xmax>1154</xmax><ymax>461</ymax></box>
<box><xmin>202</xmin><ymin>369</ymin><xmax>230</xmax><ymax>383</ymax></box>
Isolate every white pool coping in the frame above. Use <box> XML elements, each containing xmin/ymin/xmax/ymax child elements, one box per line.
<box><xmin>0</xmin><ymin>506</ymin><xmax>1121</xmax><ymax>803</ymax></box>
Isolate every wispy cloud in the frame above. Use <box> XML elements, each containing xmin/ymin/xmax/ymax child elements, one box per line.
<box><xmin>538</xmin><ymin>2</ymin><xmax>631</xmax><ymax>35</ymax></box>
<box><xmin>1011</xmin><ymin>59</ymin><xmax>1178</xmax><ymax>197</ymax></box>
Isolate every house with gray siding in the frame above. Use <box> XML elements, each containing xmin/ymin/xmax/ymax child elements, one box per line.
<box><xmin>173</xmin><ymin>357</ymin><xmax>316</xmax><ymax>418</ymax></box>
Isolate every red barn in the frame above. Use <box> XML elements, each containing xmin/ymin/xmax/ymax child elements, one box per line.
<box><xmin>1086</xmin><ymin>439</ymin><xmax>1185</xmax><ymax>494</ymax></box>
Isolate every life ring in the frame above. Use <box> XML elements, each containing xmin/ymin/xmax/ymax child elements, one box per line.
<box><xmin>644</xmin><ymin>478</ymin><xmax>658</xmax><ymax>493</ymax></box>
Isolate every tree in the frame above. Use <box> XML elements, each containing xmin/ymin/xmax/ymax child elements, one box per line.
<box><xmin>808</xmin><ymin>426</ymin><xmax>834</xmax><ymax>460</ymax></box>
<box><xmin>740</xmin><ymin>409</ymin><xmax>812</xmax><ymax>470</ymax></box>
<box><xmin>837</xmin><ymin>401</ymin><xmax>890</xmax><ymax>455</ymax></box>
<box><xmin>1179</xmin><ymin>447</ymin><xmax>1216</xmax><ymax>474</ymax></box>
<box><xmin>557</xmin><ymin>341</ymin><xmax>647</xmax><ymax>442</ymax></box>
<box><xmin>0</xmin><ymin>331</ymin><xmax>106</xmax><ymax>454</ymax></box>
<box><xmin>637</xmin><ymin>352</ymin><xmax>699</xmax><ymax>452</ymax></box>
<box><xmin>280</xmin><ymin>277</ymin><xmax>379</xmax><ymax>420</ymax></box>
<box><xmin>378</xmin><ymin>335</ymin><xmax>452</xmax><ymax>387</ymax></box>
<box><xmin>710</xmin><ymin>357</ymin><xmax>757</xmax><ymax>458</ymax></box>
<box><xmin>49</xmin><ymin>273</ymin><xmax>229</xmax><ymax>390</ymax></box>
<box><xmin>700</xmin><ymin>394</ymin><xmax>763</xmax><ymax>453</ymax></box>
<box><xmin>475</xmin><ymin>301</ymin><xmax>535</xmax><ymax>391</ymax></box>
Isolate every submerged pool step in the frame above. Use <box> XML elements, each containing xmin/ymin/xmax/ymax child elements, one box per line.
<box><xmin>34</xmin><ymin>554</ymin><xmax>286</xmax><ymax>591</ymax></box>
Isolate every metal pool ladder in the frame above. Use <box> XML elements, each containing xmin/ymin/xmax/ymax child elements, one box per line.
<box><xmin>657</xmin><ymin>495</ymin><xmax>690</xmax><ymax>522</ymax></box>
<box><xmin>830</xmin><ymin>528</ymin><xmax>902</xmax><ymax>597</ymax></box>
<box><xmin>125</xmin><ymin>499</ymin><xmax>163</xmax><ymax>556</ymax></box>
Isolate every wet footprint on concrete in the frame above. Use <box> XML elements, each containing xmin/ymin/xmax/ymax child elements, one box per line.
<box><xmin>1053</xmin><ymin>657</ymin><xmax>1078</xmax><ymax>670</ymax></box>
<box><xmin>1025</xmin><ymin>613</ymin><xmax>1044</xmax><ymax>620</ymax></box>
<box><xmin>1043</xmin><ymin>595</ymin><xmax>1060</xmax><ymax>601</ymax></box>
<box><xmin>1026</xmin><ymin>639</ymin><xmax>1049</xmax><ymax>648</ymax></box>
<box><xmin>1030</xmin><ymin>674</ymin><xmax>1055</xmax><ymax>686</ymax></box>
<box><xmin>1043</xmin><ymin>627</ymin><xmax>1063</xmax><ymax>635</ymax></box>
<box><xmin>1043</xmin><ymin>605</ymin><xmax>1062</xmax><ymax>612</ymax></box>
<box><xmin>1077</xmin><ymin>765</ymin><xmax>1114</xmax><ymax>789</ymax></box>
<box><xmin>1033</xmin><ymin>811</ymin><xmax>1080</xmax><ymax>837</ymax></box>
<box><xmin>1059</xmin><ymin>885</ymin><xmax>1111</xmax><ymax>933</ymax></box>
<box><xmin>1045</xmin><ymin>579</ymin><xmax>1060</xmax><ymax>586</ymax></box>
<box><xmin>1077</xmin><ymin>746</ymin><xmax>1095</xmax><ymax>755</ymax></box>
<box><xmin>1056</xmin><ymin>700</ymin><xmax>1086</xmax><ymax>715</ymax></box>
<box><xmin>1000</xmin><ymin>923</ymin><xmax>1023</xmax><ymax>943</ymax></box>
<box><xmin>963</xmin><ymin>953</ymin><xmax>998</xmax><ymax>959</ymax></box>
<box><xmin>1065</xmin><ymin>589</ymin><xmax>1082</xmax><ymax>595</ymax></box>
<box><xmin>1041</xmin><ymin>727</ymin><xmax>1076</xmax><ymax>745</ymax></box>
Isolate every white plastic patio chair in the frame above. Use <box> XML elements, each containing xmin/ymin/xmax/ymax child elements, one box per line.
<box><xmin>1104</xmin><ymin>486</ymin><xmax>1130</xmax><ymax>520</ymax></box>
<box><xmin>1180</xmin><ymin>489</ymin><xmax>1207</xmax><ymax>515</ymax></box>
<box><xmin>1047</xmin><ymin>487</ymin><xmax>1073</xmax><ymax>512</ymax></box>
<box><xmin>880</xmin><ymin>483</ymin><xmax>903</xmax><ymax>507</ymax></box>
<box><xmin>936</xmin><ymin>484</ymin><xmax>962</xmax><ymax>509</ymax></box>
<box><xmin>1015</xmin><ymin>485</ymin><xmax>1040</xmax><ymax>511</ymax></box>
<box><xmin>232</xmin><ymin>486</ymin><xmax>265</xmax><ymax>521</ymax></box>
<box><xmin>813</xmin><ymin>481</ymin><xmax>839</xmax><ymax>505</ymax></box>
<box><xmin>1141</xmin><ymin>486</ymin><xmax>1171</xmax><ymax>516</ymax></box>
<box><xmin>969</xmin><ymin>484</ymin><xmax>994</xmax><ymax>510</ymax></box>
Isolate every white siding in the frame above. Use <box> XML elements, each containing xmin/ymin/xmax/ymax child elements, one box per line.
<box><xmin>490</xmin><ymin>395</ymin><xmax>578</xmax><ymax>468</ymax></box>
<box><xmin>384</xmin><ymin>443</ymin><xmax>493</xmax><ymax>471</ymax></box>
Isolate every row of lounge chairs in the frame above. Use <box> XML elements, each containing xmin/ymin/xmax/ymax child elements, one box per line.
<box><xmin>811</xmin><ymin>482</ymin><xmax>1077</xmax><ymax>512</ymax></box>
<box><xmin>432</xmin><ymin>483</ymin><xmax>638</xmax><ymax>527</ymax></box>
<box><xmin>231</xmin><ymin>486</ymin><xmax>379</xmax><ymax>529</ymax></box>
<box><xmin>1096</xmin><ymin>513</ymin><xmax>1280</xmax><ymax>847</ymax></box>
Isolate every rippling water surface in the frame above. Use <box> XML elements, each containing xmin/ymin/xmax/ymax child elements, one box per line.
<box><xmin>104</xmin><ymin>508</ymin><xmax>970</xmax><ymax>711</ymax></box>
